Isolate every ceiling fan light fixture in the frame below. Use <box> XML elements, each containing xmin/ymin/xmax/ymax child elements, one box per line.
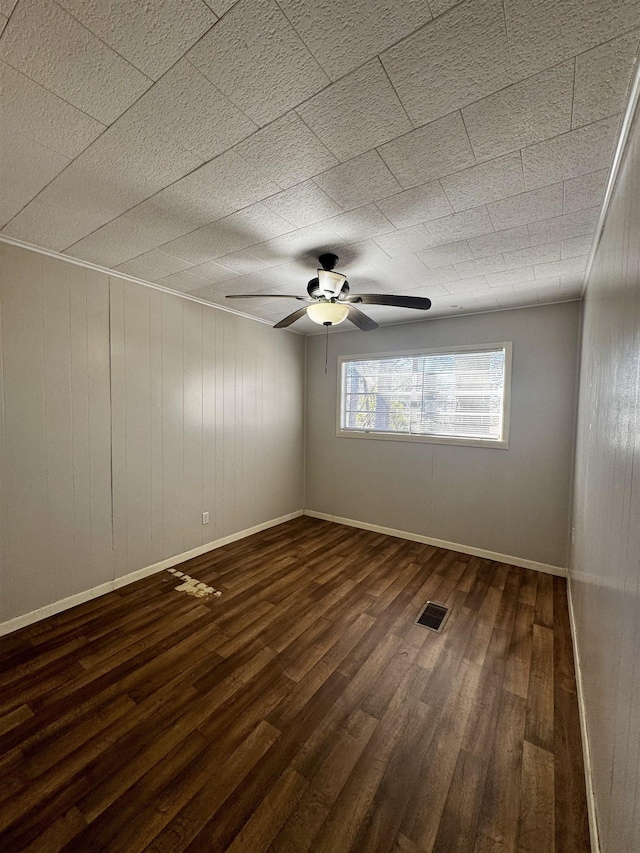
<box><xmin>317</xmin><ymin>268</ymin><xmax>347</xmax><ymax>297</ymax></box>
<box><xmin>307</xmin><ymin>302</ymin><xmax>349</xmax><ymax>326</ymax></box>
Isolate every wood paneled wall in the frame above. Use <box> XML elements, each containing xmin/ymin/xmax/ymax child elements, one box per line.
<box><xmin>570</xmin><ymin>101</ymin><xmax>640</xmax><ymax>852</ymax></box>
<box><xmin>0</xmin><ymin>243</ymin><xmax>304</xmax><ymax>624</ymax></box>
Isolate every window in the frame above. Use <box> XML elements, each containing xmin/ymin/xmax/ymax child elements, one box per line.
<box><xmin>338</xmin><ymin>343</ymin><xmax>512</xmax><ymax>448</ymax></box>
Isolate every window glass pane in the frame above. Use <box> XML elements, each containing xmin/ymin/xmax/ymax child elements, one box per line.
<box><xmin>341</xmin><ymin>347</ymin><xmax>507</xmax><ymax>442</ymax></box>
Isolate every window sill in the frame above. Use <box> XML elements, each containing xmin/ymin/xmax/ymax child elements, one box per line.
<box><xmin>336</xmin><ymin>429</ymin><xmax>509</xmax><ymax>449</ymax></box>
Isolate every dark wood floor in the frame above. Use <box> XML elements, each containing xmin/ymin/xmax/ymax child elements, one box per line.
<box><xmin>0</xmin><ymin>517</ymin><xmax>590</xmax><ymax>852</ymax></box>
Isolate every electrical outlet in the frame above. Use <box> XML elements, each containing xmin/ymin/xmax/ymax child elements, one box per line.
<box><xmin>202</xmin><ymin>512</ymin><xmax>210</xmax><ymax>525</ymax></box>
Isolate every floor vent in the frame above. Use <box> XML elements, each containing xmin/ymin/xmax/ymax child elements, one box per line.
<box><xmin>415</xmin><ymin>601</ymin><xmax>450</xmax><ymax>632</ymax></box>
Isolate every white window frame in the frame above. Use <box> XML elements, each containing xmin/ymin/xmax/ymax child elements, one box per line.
<box><xmin>336</xmin><ymin>342</ymin><xmax>512</xmax><ymax>449</ymax></box>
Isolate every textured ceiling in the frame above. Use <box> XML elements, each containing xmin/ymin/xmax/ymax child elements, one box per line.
<box><xmin>1</xmin><ymin>0</ymin><xmax>639</xmax><ymax>333</ymax></box>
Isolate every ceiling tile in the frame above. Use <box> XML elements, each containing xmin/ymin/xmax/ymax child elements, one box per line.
<box><xmin>203</xmin><ymin>0</ymin><xmax>237</xmax><ymax>15</ymax></box>
<box><xmin>378</xmin><ymin>111</ymin><xmax>476</xmax><ymax>188</ymax></box>
<box><xmin>367</xmin><ymin>252</ymin><xmax>436</xmax><ymax>286</ymax></box>
<box><xmin>562</xmin><ymin>234</ymin><xmax>592</xmax><ymax>258</ymax></box>
<box><xmin>427</xmin><ymin>205</ymin><xmax>494</xmax><ymax>244</ymax></box>
<box><xmin>115</xmin><ymin>251</ymin><xmax>193</xmax><ymax>281</ymax></box>
<box><xmin>373</xmin><ymin>225</ymin><xmax>435</xmax><ymax>257</ymax></box>
<box><xmin>454</xmin><ymin>255</ymin><xmax>507</xmax><ymax>277</ymax></box>
<box><xmin>296</xmin><ymin>59</ymin><xmax>412</xmax><ymax>162</ymax></box>
<box><xmin>326</xmin><ymin>205</ymin><xmax>396</xmax><ymax>242</ymax></box>
<box><xmin>56</xmin><ymin>0</ymin><xmax>217</xmax><ymax>80</ymax></box>
<box><xmin>242</xmin><ymin>222</ymin><xmax>346</xmax><ymax>267</ymax></box>
<box><xmin>417</xmin><ymin>241</ymin><xmax>474</xmax><ymax>267</ymax></box>
<box><xmin>1</xmin><ymin>153</ymin><xmax>153</xmax><ymax>250</ymax></box>
<box><xmin>153</xmin><ymin>151</ymin><xmax>281</xmax><ymax>228</ymax></box>
<box><xmin>276</xmin><ymin>0</ymin><xmax>432</xmax><ymax>80</ymax></box>
<box><xmin>157</xmin><ymin>269</ymin><xmax>221</xmax><ymax>294</ymax></box>
<box><xmin>502</xmin><ymin>242</ymin><xmax>562</xmax><ymax>268</ymax></box>
<box><xmin>0</xmin><ymin>15</ymin><xmax>7</xmax><ymax>37</ymax></box>
<box><xmin>381</xmin><ymin>0</ymin><xmax>511</xmax><ymax>126</ymax></box>
<box><xmin>0</xmin><ymin>61</ymin><xmax>105</xmax><ymax>159</ymax></box>
<box><xmin>527</xmin><ymin>206</ymin><xmax>599</xmax><ymax>245</ymax></box>
<box><xmin>314</xmin><ymin>150</ymin><xmax>402</xmax><ymax>210</ymax></box>
<box><xmin>64</xmin><ymin>199</ymin><xmax>206</xmax><ymax>267</ymax></box>
<box><xmin>376</xmin><ymin>181</ymin><xmax>454</xmax><ymax>228</ymax></box>
<box><xmin>484</xmin><ymin>266</ymin><xmax>534</xmax><ymax>287</ymax></box>
<box><xmin>563</xmin><ymin>170</ymin><xmax>608</xmax><ymax>213</ymax></box>
<box><xmin>522</xmin><ymin>116</ymin><xmax>621</xmax><ymax>189</ymax></box>
<box><xmin>429</xmin><ymin>0</ymin><xmax>463</xmax><ymax>14</ymax></box>
<box><xmin>572</xmin><ymin>30</ymin><xmax>640</xmax><ymax>128</ymax></box>
<box><xmin>233</xmin><ymin>112</ymin><xmax>338</xmax><ymax>190</ymax></box>
<box><xmin>160</xmin><ymin>204</ymin><xmax>294</xmax><ymax>264</ymax></box>
<box><xmin>504</xmin><ymin>0</ymin><xmax>640</xmax><ymax>81</ymax></box>
<box><xmin>187</xmin><ymin>0</ymin><xmax>328</xmax><ymax>126</ymax></box>
<box><xmin>533</xmin><ymin>255</ymin><xmax>588</xmax><ymax>278</ymax></box>
<box><xmin>187</xmin><ymin>260</ymin><xmax>242</xmax><ymax>285</ymax></box>
<box><xmin>259</xmin><ymin>258</ymin><xmax>333</xmax><ymax>290</ymax></box>
<box><xmin>444</xmin><ymin>275</ymin><xmax>488</xmax><ymax>294</ymax></box>
<box><xmin>335</xmin><ymin>239</ymin><xmax>394</xmax><ymax>270</ymax></box>
<box><xmin>487</xmin><ymin>183</ymin><xmax>564</xmax><ymax>230</ymax></box>
<box><xmin>0</xmin><ymin>0</ymin><xmax>152</xmax><ymax>124</ymax></box>
<box><xmin>0</xmin><ymin>129</ymin><xmax>70</xmax><ymax>228</ymax></box>
<box><xmin>262</xmin><ymin>181</ymin><xmax>342</xmax><ymax>227</ymax></box>
<box><xmin>67</xmin><ymin>106</ymin><xmax>204</xmax><ymax>208</ymax></box>
<box><xmin>467</xmin><ymin>225</ymin><xmax>530</xmax><ymax>258</ymax></box>
<box><xmin>440</xmin><ymin>152</ymin><xmax>525</xmax><ymax>211</ymax></box>
<box><xmin>120</xmin><ymin>60</ymin><xmax>258</xmax><ymax>163</ymax></box>
<box><xmin>408</xmin><ymin>264</ymin><xmax>461</xmax><ymax>286</ymax></box>
<box><xmin>461</xmin><ymin>62</ymin><xmax>573</xmax><ymax>162</ymax></box>
<box><xmin>0</xmin><ymin>0</ymin><xmax>16</xmax><ymax>16</ymax></box>
<box><xmin>197</xmin><ymin>251</ymin><xmax>270</xmax><ymax>276</ymax></box>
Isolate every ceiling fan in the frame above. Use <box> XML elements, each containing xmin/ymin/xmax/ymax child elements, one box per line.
<box><xmin>225</xmin><ymin>253</ymin><xmax>432</xmax><ymax>330</ymax></box>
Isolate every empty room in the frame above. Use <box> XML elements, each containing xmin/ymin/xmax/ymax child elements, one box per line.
<box><xmin>1</xmin><ymin>0</ymin><xmax>639</xmax><ymax>851</ymax></box>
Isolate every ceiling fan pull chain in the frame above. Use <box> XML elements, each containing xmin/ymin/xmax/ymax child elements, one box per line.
<box><xmin>325</xmin><ymin>323</ymin><xmax>329</xmax><ymax>374</ymax></box>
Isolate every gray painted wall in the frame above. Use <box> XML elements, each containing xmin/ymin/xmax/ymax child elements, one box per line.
<box><xmin>305</xmin><ymin>302</ymin><xmax>581</xmax><ymax>568</ymax></box>
<box><xmin>0</xmin><ymin>243</ymin><xmax>305</xmax><ymax>624</ymax></box>
<box><xmin>570</xmin><ymin>101</ymin><xmax>640</xmax><ymax>852</ymax></box>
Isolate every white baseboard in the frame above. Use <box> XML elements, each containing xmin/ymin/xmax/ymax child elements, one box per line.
<box><xmin>566</xmin><ymin>576</ymin><xmax>601</xmax><ymax>853</ymax></box>
<box><xmin>0</xmin><ymin>510</ymin><xmax>303</xmax><ymax>637</ymax></box>
<box><xmin>304</xmin><ymin>509</ymin><xmax>567</xmax><ymax>577</ymax></box>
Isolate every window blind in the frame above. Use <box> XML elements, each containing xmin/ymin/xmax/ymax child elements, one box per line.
<box><xmin>341</xmin><ymin>347</ymin><xmax>507</xmax><ymax>441</ymax></box>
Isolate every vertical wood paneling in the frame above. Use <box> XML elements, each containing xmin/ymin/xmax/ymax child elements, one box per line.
<box><xmin>160</xmin><ymin>291</ymin><xmax>185</xmax><ymax>559</ymax></box>
<box><xmin>69</xmin><ymin>267</ymin><xmax>92</xmax><ymax>591</ymax></box>
<box><xmin>570</xmin><ymin>102</ymin><xmax>640</xmax><ymax>853</ymax></box>
<box><xmin>109</xmin><ymin>277</ymin><xmax>128</xmax><ymax>574</ymax></box>
<box><xmin>183</xmin><ymin>300</ymin><xmax>204</xmax><ymax>550</ymax></box>
<box><xmin>0</xmin><ymin>245</ymin><xmax>113</xmax><ymax>620</ymax></box>
<box><xmin>43</xmin><ymin>260</ymin><xmax>75</xmax><ymax>600</ymax></box>
<box><xmin>108</xmin><ymin>278</ymin><xmax>305</xmax><ymax>581</ymax></box>
<box><xmin>0</xmin><ymin>244</ymin><xmax>304</xmax><ymax>624</ymax></box>
<box><xmin>149</xmin><ymin>290</ymin><xmax>164</xmax><ymax>566</ymax></box>
<box><xmin>1</xmin><ymin>248</ymin><xmax>48</xmax><ymax>617</ymax></box>
<box><xmin>123</xmin><ymin>283</ymin><xmax>153</xmax><ymax>573</ymax></box>
<box><xmin>85</xmin><ymin>269</ymin><xmax>113</xmax><ymax>585</ymax></box>
<box><xmin>202</xmin><ymin>308</ymin><xmax>217</xmax><ymax>540</ymax></box>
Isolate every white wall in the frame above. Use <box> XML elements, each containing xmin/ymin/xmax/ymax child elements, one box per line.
<box><xmin>0</xmin><ymin>243</ymin><xmax>305</xmax><ymax>625</ymax></box>
<box><xmin>305</xmin><ymin>302</ymin><xmax>581</xmax><ymax>570</ymax></box>
<box><xmin>570</xmin><ymin>99</ymin><xmax>640</xmax><ymax>852</ymax></box>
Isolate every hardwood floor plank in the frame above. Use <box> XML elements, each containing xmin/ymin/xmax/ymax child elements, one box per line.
<box><xmin>269</xmin><ymin>709</ymin><xmax>378</xmax><ymax>853</ymax></box>
<box><xmin>0</xmin><ymin>518</ymin><xmax>589</xmax><ymax>853</ymax></box>
<box><xmin>519</xmin><ymin>740</ymin><xmax>554</xmax><ymax>853</ymax></box>
<box><xmin>525</xmin><ymin>624</ymin><xmax>555</xmax><ymax>752</ymax></box>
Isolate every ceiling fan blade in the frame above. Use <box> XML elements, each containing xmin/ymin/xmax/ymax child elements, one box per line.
<box><xmin>346</xmin><ymin>305</ymin><xmax>378</xmax><ymax>331</ymax></box>
<box><xmin>346</xmin><ymin>293</ymin><xmax>432</xmax><ymax>310</ymax></box>
<box><xmin>273</xmin><ymin>306</ymin><xmax>310</xmax><ymax>328</ymax></box>
<box><xmin>226</xmin><ymin>294</ymin><xmax>309</xmax><ymax>300</ymax></box>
